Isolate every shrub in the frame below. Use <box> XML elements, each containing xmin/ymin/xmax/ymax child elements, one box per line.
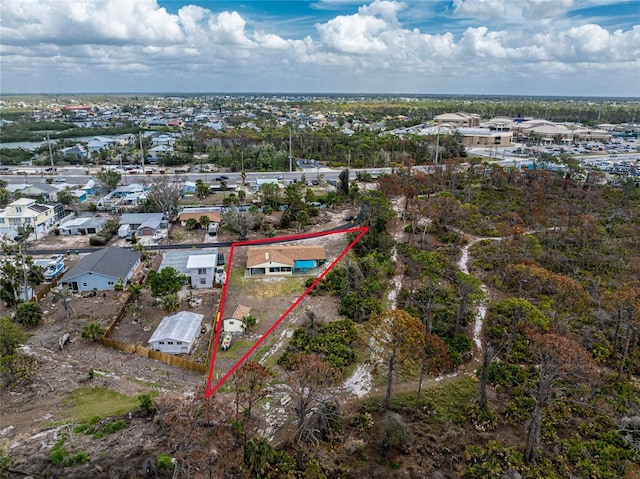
<box><xmin>50</xmin><ymin>438</ymin><xmax>67</xmax><ymax>466</ymax></box>
<box><xmin>157</xmin><ymin>453</ymin><xmax>173</xmax><ymax>469</ymax></box>
<box><xmin>138</xmin><ymin>393</ymin><xmax>157</xmax><ymax>416</ymax></box>
<box><xmin>378</xmin><ymin>412</ymin><xmax>413</xmax><ymax>455</ymax></box>
<box><xmin>68</xmin><ymin>452</ymin><xmax>88</xmax><ymax>465</ymax></box>
<box><xmin>82</xmin><ymin>322</ymin><xmax>105</xmax><ymax>341</ymax></box>
<box><xmin>14</xmin><ymin>301</ymin><xmax>43</xmax><ymax>327</ymax></box>
<box><xmin>89</xmin><ymin>236</ymin><xmax>108</xmax><ymax>246</ymax></box>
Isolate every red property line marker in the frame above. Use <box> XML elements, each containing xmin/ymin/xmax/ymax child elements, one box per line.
<box><xmin>205</xmin><ymin>226</ymin><xmax>369</xmax><ymax>398</ymax></box>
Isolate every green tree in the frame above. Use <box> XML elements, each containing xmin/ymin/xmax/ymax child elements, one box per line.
<box><xmin>185</xmin><ymin>218</ymin><xmax>199</xmax><ymax>230</ymax></box>
<box><xmin>365</xmin><ymin>309</ymin><xmax>426</xmax><ymax>410</ymax></box>
<box><xmin>195</xmin><ymin>180</ymin><xmax>210</xmax><ymax>199</ymax></box>
<box><xmin>198</xmin><ymin>215</ymin><xmax>211</xmax><ymax>231</ymax></box>
<box><xmin>0</xmin><ymin>315</ymin><xmax>26</xmax><ymax>382</ymax></box>
<box><xmin>82</xmin><ymin>322</ymin><xmax>105</xmax><ymax>341</ymax></box>
<box><xmin>146</xmin><ymin>267</ymin><xmax>185</xmax><ymax>297</ymax></box>
<box><xmin>14</xmin><ymin>302</ymin><xmax>43</xmax><ymax>327</ymax></box>
<box><xmin>162</xmin><ymin>294</ymin><xmax>180</xmax><ymax>314</ymax></box>
<box><xmin>95</xmin><ymin>169</ymin><xmax>122</xmax><ymax>192</ymax></box>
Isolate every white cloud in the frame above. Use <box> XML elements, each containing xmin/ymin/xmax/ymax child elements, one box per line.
<box><xmin>0</xmin><ymin>0</ymin><xmax>637</xmax><ymax>96</ymax></box>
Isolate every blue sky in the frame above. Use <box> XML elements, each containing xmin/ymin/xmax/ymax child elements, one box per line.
<box><xmin>1</xmin><ymin>0</ymin><xmax>639</xmax><ymax>96</ymax></box>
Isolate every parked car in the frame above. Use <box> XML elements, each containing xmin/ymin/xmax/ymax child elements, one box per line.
<box><xmin>221</xmin><ymin>332</ymin><xmax>233</xmax><ymax>351</ymax></box>
<box><xmin>217</xmin><ymin>252</ymin><xmax>225</xmax><ymax>265</ymax></box>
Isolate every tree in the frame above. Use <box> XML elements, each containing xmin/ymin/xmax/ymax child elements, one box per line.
<box><xmin>365</xmin><ymin>309</ymin><xmax>426</xmax><ymax>410</ymax></box>
<box><xmin>185</xmin><ymin>218</ymin><xmax>199</xmax><ymax>230</ymax></box>
<box><xmin>0</xmin><ymin>315</ymin><xmax>26</xmax><ymax>384</ymax></box>
<box><xmin>222</xmin><ymin>206</ymin><xmax>261</xmax><ymax>240</ymax></box>
<box><xmin>281</xmin><ymin>352</ymin><xmax>343</xmax><ymax>443</ymax></box>
<box><xmin>14</xmin><ymin>301</ymin><xmax>43</xmax><ymax>327</ymax></box>
<box><xmin>196</xmin><ymin>180</ymin><xmax>210</xmax><ymax>199</ymax></box>
<box><xmin>257</xmin><ymin>182</ymin><xmax>280</xmax><ymax>209</ymax></box>
<box><xmin>454</xmin><ymin>271</ymin><xmax>483</xmax><ymax>334</ymax></box>
<box><xmin>523</xmin><ymin>328</ymin><xmax>598</xmax><ymax>464</ymax></box>
<box><xmin>337</xmin><ymin>168</ymin><xmax>350</xmax><ymax>196</ymax></box>
<box><xmin>82</xmin><ymin>322</ymin><xmax>105</xmax><ymax>342</ymax></box>
<box><xmin>144</xmin><ymin>176</ymin><xmax>183</xmax><ymax>217</ymax></box>
<box><xmin>95</xmin><ymin>169</ymin><xmax>122</xmax><ymax>192</ymax></box>
<box><xmin>415</xmin><ymin>334</ymin><xmax>454</xmax><ymax>407</ymax></box>
<box><xmin>162</xmin><ymin>294</ymin><xmax>180</xmax><ymax>314</ymax></box>
<box><xmin>199</xmin><ymin>215</ymin><xmax>211</xmax><ymax>231</ymax></box>
<box><xmin>233</xmin><ymin>362</ymin><xmax>272</xmax><ymax>454</ymax></box>
<box><xmin>52</xmin><ymin>285</ymin><xmax>73</xmax><ymax>319</ymax></box>
<box><xmin>146</xmin><ymin>267</ymin><xmax>185</xmax><ymax>297</ymax></box>
<box><xmin>55</xmin><ymin>189</ymin><xmax>78</xmax><ymax>209</ymax></box>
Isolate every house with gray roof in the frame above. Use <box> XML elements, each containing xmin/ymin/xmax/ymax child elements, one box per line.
<box><xmin>60</xmin><ymin>247</ymin><xmax>141</xmax><ymax>291</ymax></box>
<box><xmin>148</xmin><ymin>311</ymin><xmax>204</xmax><ymax>354</ymax></box>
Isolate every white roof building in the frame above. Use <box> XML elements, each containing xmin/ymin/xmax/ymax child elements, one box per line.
<box><xmin>148</xmin><ymin>311</ymin><xmax>204</xmax><ymax>355</ymax></box>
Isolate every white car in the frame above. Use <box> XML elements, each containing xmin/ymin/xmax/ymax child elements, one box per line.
<box><xmin>54</xmin><ymin>178</ymin><xmax>66</xmax><ymax>183</ymax></box>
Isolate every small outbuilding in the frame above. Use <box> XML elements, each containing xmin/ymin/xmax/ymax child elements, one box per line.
<box><xmin>223</xmin><ymin>305</ymin><xmax>251</xmax><ymax>334</ymax></box>
<box><xmin>148</xmin><ymin>311</ymin><xmax>204</xmax><ymax>354</ymax></box>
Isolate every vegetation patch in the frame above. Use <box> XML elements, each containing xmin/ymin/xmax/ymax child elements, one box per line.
<box><xmin>63</xmin><ymin>387</ymin><xmax>139</xmax><ymax>423</ymax></box>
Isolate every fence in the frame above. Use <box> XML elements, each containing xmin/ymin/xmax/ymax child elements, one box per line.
<box><xmin>101</xmin><ymin>288</ymin><xmax>208</xmax><ymax>375</ymax></box>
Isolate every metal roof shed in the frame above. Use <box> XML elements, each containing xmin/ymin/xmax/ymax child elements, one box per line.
<box><xmin>148</xmin><ymin>311</ymin><xmax>204</xmax><ymax>355</ymax></box>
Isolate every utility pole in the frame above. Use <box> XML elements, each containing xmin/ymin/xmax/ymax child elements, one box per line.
<box><xmin>139</xmin><ymin>131</ymin><xmax>145</xmax><ymax>174</ymax></box>
<box><xmin>47</xmin><ymin>130</ymin><xmax>55</xmax><ymax>173</ymax></box>
<box><xmin>288</xmin><ymin>126</ymin><xmax>293</xmax><ymax>173</ymax></box>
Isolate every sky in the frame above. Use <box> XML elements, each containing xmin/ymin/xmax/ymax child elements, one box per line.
<box><xmin>1</xmin><ymin>0</ymin><xmax>639</xmax><ymax>97</ymax></box>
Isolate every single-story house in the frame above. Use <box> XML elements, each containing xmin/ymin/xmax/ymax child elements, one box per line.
<box><xmin>58</xmin><ymin>216</ymin><xmax>107</xmax><ymax>235</ymax></box>
<box><xmin>19</xmin><ymin>182</ymin><xmax>60</xmax><ymax>202</ymax></box>
<box><xmin>223</xmin><ymin>305</ymin><xmax>251</xmax><ymax>334</ymax></box>
<box><xmin>246</xmin><ymin>245</ymin><xmax>327</xmax><ymax>276</ymax></box>
<box><xmin>119</xmin><ymin>213</ymin><xmax>164</xmax><ymax>230</ymax></box>
<box><xmin>148</xmin><ymin>311</ymin><xmax>204</xmax><ymax>354</ymax></box>
<box><xmin>60</xmin><ymin>247</ymin><xmax>141</xmax><ymax>291</ymax></box>
<box><xmin>136</xmin><ymin>217</ymin><xmax>163</xmax><ymax>237</ymax></box>
<box><xmin>185</xmin><ymin>253</ymin><xmax>217</xmax><ymax>289</ymax></box>
<box><xmin>177</xmin><ymin>211</ymin><xmax>221</xmax><ymax>227</ymax></box>
<box><xmin>69</xmin><ymin>189</ymin><xmax>88</xmax><ymax>203</ymax></box>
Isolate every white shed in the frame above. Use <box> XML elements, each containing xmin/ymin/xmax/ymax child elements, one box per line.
<box><xmin>148</xmin><ymin>311</ymin><xmax>204</xmax><ymax>354</ymax></box>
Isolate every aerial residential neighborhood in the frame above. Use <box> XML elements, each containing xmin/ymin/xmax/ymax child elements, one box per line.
<box><xmin>1</xmin><ymin>93</ymin><xmax>639</xmax><ymax>478</ymax></box>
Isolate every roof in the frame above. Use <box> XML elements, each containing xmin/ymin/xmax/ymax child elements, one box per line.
<box><xmin>186</xmin><ymin>254</ymin><xmax>217</xmax><ymax>269</ymax></box>
<box><xmin>63</xmin><ymin>247</ymin><xmax>141</xmax><ymax>280</ymax></box>
<box><xmin>231</xmin><ymin>304</ymin><xmax>251</xmax><ymax>320</ymax></box>
<box><xmin>137</xmin><ymin>218</ymin><xmax>162</xmax><ymax>230</ymax></box>
<box><xmin>178</xmin><ymin>211</ymin><xmax>221</xmax><ymax>223</ymax></box>
<box><xmin>247</xmin><ymin>245</ymin><xmax>326</xmax><ymax>268</ymax></box>
<box><xmin>120</xmin><ymin>213</ymin><xmax>163</xmax><ymax>225</ymax></box>
<box><xmin>159</xmin><ymin>248</ymin><xmax>219</xmax><ymax>275</ymax></box>
<box><xmin>148</xmin><ymin>311</ymin><xmax>204</xmax><ymax>344</ymax></box>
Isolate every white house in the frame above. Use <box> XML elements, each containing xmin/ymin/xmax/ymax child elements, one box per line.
<box><xmin>186</xmin><ymin>254</ymin><xmax>217</xmax><ymax>289</ymax></box>
<box><xmin>148</xmin><ymin>311</ymin><xmax>204</xmax><ymax>354</ymax></box>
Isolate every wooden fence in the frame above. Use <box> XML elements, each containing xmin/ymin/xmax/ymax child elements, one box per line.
<box><xmin>101</xmin><ymin>286</ymin><xmax>208</xmax><ymax>375</ymax></box>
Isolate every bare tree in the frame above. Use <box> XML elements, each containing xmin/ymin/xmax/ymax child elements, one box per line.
<box><xmin>523</xmin><ymin>328</ymin><xmax>598</xmax><ymax>464</ymax></box>
<box><xmin>281</xmin><ymin>353</ymin><xmax>343</xmax><ymax>444</ymax></box>
<box><xmin>144</xmin><ymin>175</ymin><xmax>184</xmax><ymax>218</ymax></box>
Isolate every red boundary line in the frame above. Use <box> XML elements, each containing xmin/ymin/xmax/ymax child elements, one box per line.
<box><xmin>205</xmin><ymin>226</ymin><xmax>368</xmax><ymax>398</ymax></box>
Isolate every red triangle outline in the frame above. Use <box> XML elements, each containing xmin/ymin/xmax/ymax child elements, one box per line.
<box><xmin>205</xmin><ymin>226</ymin><xmax>369</xmax><ymax>398</ymax></box>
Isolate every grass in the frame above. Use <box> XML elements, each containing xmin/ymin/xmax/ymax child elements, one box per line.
<box><xmin>63</xmin><ymin>386</ymin><xmax>139</xmax><ymax>423</ymax></box>
<box><xmin>361</xmin><ymin>376</ymin><xmax>478</xmax><ymax>425</ymax></box>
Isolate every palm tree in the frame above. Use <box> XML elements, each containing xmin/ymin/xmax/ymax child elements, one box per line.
<box><xmin>199</xmin><ymin>215</ymin><xmax>211</xmax><ymax>231</ymax></box>
<box><xmin>52</xmin><ymin>285</ymin><xmax>73</xmax><ymax>319</ymax></box>
<box><xmin>162</xmin><ymin>294</ymin><xmax>180</xmax><ymax>314</ymax></box>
